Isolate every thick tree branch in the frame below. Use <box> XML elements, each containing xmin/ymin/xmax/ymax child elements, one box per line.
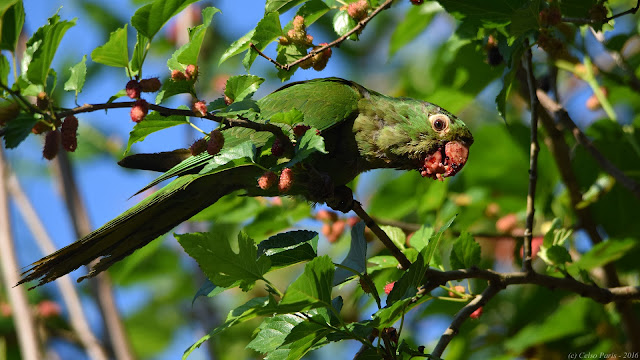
<box><xmin>0</xmin><ymin>147</ymin><xmax>42</xmax><ymax>360</ymax></box>
<box><xmin>252</xmin><ymin>0</ymin><xmax>395</xmax><ymax>71</ymax></box>
<box><xmin>54</xmin><ymin>150</ymin><xmax>135</xmax><ymax>360</ymax></box>
<box><xmin>521</xmin><ymin>41</ymin><xmax>540</xmax><ymax>273</ymax></box>
<box><xmin>6</xmin><ymin>170</ymin><xmax>108</xmax><ymax>360</ymax></box>
<box><xmin>536</xmin><ymin>90</ymin><xmax>640</xmax><ymax>200</ymax></box>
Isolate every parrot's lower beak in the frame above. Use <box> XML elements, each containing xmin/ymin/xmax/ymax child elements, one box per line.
<box><xmin>419</xmin><ymin>141</ymin><xmax>469</xmax><ymax>180</ymax></box>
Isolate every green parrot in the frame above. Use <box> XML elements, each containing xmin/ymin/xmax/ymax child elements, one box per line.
<box><xmin>18</xmin><ymin>77</ymin><xmax>473</xmax><ymax>287</ymax></box>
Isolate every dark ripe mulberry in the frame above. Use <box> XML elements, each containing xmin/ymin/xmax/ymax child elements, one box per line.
<box><xmin>278</xmin><ymin>168</ymin><xmax>294</xmax><ymax>192</ymax></box>
<box><xmin>487</xmin><ymin>46</ymin><xmax>503</xmax><ymax>66</ymax></box>
<box><xmin>61</xmin><ymin>115</ymin><xmax>78</xmax><ymax>152</ymax></box>
<box><xmin>43</xmin><ymin>130</ymin><xmax>60</xmax><ymax>160</ymax></box>
<box><xmin>190</xmin><ymin>138</ymin><xmax>207</xmax><ymax>156</ymax></box>
<box><xmin>36</xmin><ymin>92</ymin><xmax>49</xmax><ymax>110</ymax></box>
<box><xmin>207</xmin><ymin>129</ymin><xmax>224</xmax><ymax>155</ymax></box>
<box><xmin>271</xmin><ymin>138</ymin><xmax>285</xmax><ymax>156</ymax></box>
<box><xmin>130</xmin><ymin>99</ymin><xmax>149</xmax><ymax>123</ymax></box>
<box><xmin>293</xmin><ymin>124</ymin><xmax>311</xmax><ymax>137</ymax></box>
<box><xmin>258</xmin><ymin>171</ymin><xmax>278</xmax><ymax>190</ymax></box>
<box><xmin>139</xmin><ymin>77</ymin><xmax>162</xmax><ymax>92</ymax></box>
<box><xmin>126</xmin><ymin>80</ymin><xmax>141</xmax><ymax>99</ymax></box>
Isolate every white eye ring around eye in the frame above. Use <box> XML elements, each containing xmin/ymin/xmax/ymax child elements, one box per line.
<box><xmin>429</xmin><ymin>114</ymin><xmax>450</xmax><ymax>132</ymax></box>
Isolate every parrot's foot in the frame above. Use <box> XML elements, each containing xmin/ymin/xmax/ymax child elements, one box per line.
<box><xmin>326</xmin><ymin>185</ymin><xmax>354</xmax><ymax>213</ymax></box>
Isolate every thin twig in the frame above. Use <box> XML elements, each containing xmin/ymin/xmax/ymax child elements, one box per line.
<box><xmin>536</xmin><ymin>90</ymin><xmax>640</xmax><ymax>199</ymax></box>
<box><xmin>54</xmin><ymin>150</ymin><xmax>135</xmax><ymax>360</ymax></box>
<box><xmin>0</xmin><ymin>147</ymin><xmax>42</xmax><ymax>360</ymax></box>
<box><xmin>6</xmin><ymin>170</ymin><xmax>108</xmax><ymax>360</ymax></box>
<box><xmin>431</xmin><ymin>283</ymin><xmax>502</xmax><ymax>358</ymax></box>
<box><xmin>521</xmin><ymin>41</ymin><xmax>539</xmax><ymax>273</ymax></box>
<box><xmin>351</xmin><ymin>201</ymin><xmax>412</xmax><ymax>270</ymax></box>
<box><xmin>252</xmin><ymin>0</ymin><xmax>395</xmax><ymax>71</ymax></box>
<box><xmin>423</xmin><ymin>268</ymin><xmax>640</xmax><ymax>304</ymax></box>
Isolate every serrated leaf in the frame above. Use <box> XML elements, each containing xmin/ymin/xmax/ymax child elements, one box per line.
<box><xmin>0</xmin><ymin>0</ymin><xmax>25</xmax><ymax>52</ymax></box>
<box><xmin>282</xmin><ymin>128</ymin><xmax>326</xmax><ymax>168</ymax></box>
<box><xmin>2</xmin><ymin>113</ymin><xmax>37</xmax><ymax>148</ymax></box>
<box><xmin>91</xmin><ymin>24</ymin><xmax>129</xmax><ymax>68</ymax></box>
<box><xmin>248</xmin><ymin>314</ymin><xmax>304</xmax><ymax>354</ymax></box>
<box><xmin>243</xmin><ymin>12</ymin><xmax>282</xmax><ymax>72</ymax></box>
<box><xmin>63</xmin><ymin>55</ymin><xmax>86</xmax><ymax>99</ymax></box>
<box><xmin>389</xmin><ymin>3</ymin><xmax>438</xmax><ymax>56</ymax></box>
<box><xmin>380</xmin><ymin>225</ymin><xmax>406</xmax><ymax>251</ymax></box>
<box><xmin>219</xmin><ymin>29</ymin><xmax>255</xmax><ymax>65</ymax></box>
<box><xmin>199</xmin><ymin>140</ymin><xmax>256</xmax><ymax>174</ymax></box>
<box><xmin>176</xmin><ymin>231</ymin><xmax>270</xmax><ymax>291</ymax></box>
<box><xmin>155</xmin><ymin>77</ymin><xmax>195</xmax><ymax>103</ymax></box>
<box><xmin>167</xmin><ymin>6</ymin><xmax>219</xmax><ymax>70</ymax></box>
<box><xmin>568</xmin><ymin>238</ymin><xmax>637</xmax><ymax>274</ymax></box>
<box><xmin>386</xmin><ymin>243</ymin><xmax>430</xmax><ymax>305</ymax></box>
<box><xmin>23</xmin><ymin>13</ymin><xmax>75</xmax><ymax>86</ymax></box>
<box><xmin>129</xmin><ymin>32</ymin><xmax>148</xmax><ymax>76</ymax></box>
<box><xmin>124</xmin><ymin>111</ymin><xmax>188</xmax><ymax>155</ymax></box>
<box><xmin>269</xmin><ymin>108</ymin><xmax>303</xmax><ymax>126</ymax></box>
<box><xmin>449</xmin><ymin>231</ymin><xmax>481</xmax><ymax>270</ymax></box>
<box><xmin>279</xmin><ymin>256</ymin><xmax>334</xmax><ymax>312</ymax></box>
<box><xmin>332</xmin><ymin>10</ymin><xmax>357</xmax><ymax>40</ymax></box>
<box><xmin>265</xmin><ymin>0</ymin><xmax>308</xmax><ymax>14</ymax></box>
<box><xmin>224</xmin><ymin>75</ymin><xmax>264</xmax><ymax>102</ymax></box>
<box><xmin>423</xmin><ymin>214</ymin><xmax>456</xmax><ymax>268</ymax></box>
<box><xmin>183</xmin><ymin>296</ymin><xmax>276</xmax><ymax>359</ymax></box>
<box><xmin>334</xmin><ymin>222</ymin><xmax>367</xmax><ymax>285</ymax></box>
<box><xmin>538</xmin><ymin>245</ymin><xmax>571</xmax><ymax>266</ymax></box>
<box><xmin>192</xmin><ymin>279</ymin><xmax>228</xmax><ymax>304</ymax></box>
<box><xmin>257</xmin><ymin>230</ymin><xmax>319</xmax><ymax>270</ymax></box>
<box><xmin>131</xmin><ymin>0</ymin><xmax>199</xmax><ymax>40</ymax></box>
<box><xmin>510</xmin><ymin>0</ymin><xmax>540</xmax><ymax>38</ymax></box>
<box><xmin>407</xmin><ymin>225</ymin><xmax>434</xmax><ymax>252</ymax></box>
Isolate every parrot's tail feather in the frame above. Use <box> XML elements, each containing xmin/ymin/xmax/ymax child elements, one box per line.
<box><xmin>18</xmin><ymin>168</ymin><xmax>253</xmax><ymax>288</ymax></box>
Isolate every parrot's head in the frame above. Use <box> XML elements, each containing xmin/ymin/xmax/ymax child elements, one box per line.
<box><xmin>416</xmin><ymin>104</ymin><xmax>473</xmax><ymax>180</ymax></box>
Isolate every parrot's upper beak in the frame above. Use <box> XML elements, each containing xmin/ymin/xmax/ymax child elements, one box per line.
<box><xmin>419</xmin><ymin>141</ymin><xmax>470</xmax><ymax>180</ymax></box>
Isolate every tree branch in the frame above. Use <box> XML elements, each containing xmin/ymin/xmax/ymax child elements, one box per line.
<box><xmin>0</xmin><ymin>147</ymin><xmax>42</xmax><ymax>360</ymax></box>
<box><xmin>6</xmin><ymin>169</ymin><xmax>108</xmax><ymax>360</ymax></box>
<box><xmin>351</xmin><ymin>201</ymin><xmax>412</xmax><ymax>270</ymax></box>
<box><xmin>431</xmin><ymin>283</ymin><xmax>502</xmax><ymax>358</ymax></box>
<box><xmin>536</xmin><ymin>90</ymin><xmax>640</xmax><ymax>200</ymax></box>
<box><xmin>252</xmin><ymin>0</ymin><xmax>395</xmax><ymax>71</ymax></box>
<box><xmin>521</xmin><ymin>41</ymin><xmax>540</xmax><ymax>273</ymax></box>
<box><xmin>561</xmin><ymin>0</ymin><xmax>640</xmax><ymax>25</ymax></box>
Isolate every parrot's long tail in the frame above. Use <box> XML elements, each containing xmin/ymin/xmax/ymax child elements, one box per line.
<box><xmin>18</xmin><ymin>165</ymin><xmax>260</xmax><ymax>288</ymax></box>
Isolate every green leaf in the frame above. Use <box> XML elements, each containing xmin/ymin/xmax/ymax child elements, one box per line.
<box><xmin>176</xmin><ymin>231</ymin><xmax>271</xmax><ymax>291</ymax></box>
<box><xmin>265</xmin><ymin>0</ymin><xmax>308</xmax><ymax>14</ymax></box>
<box><xmin>407</xmin><ymin>225</ymin><xmax>434</xmax><ymax>252</ymax></box>
<box><xmin>155</xmin><ymin>77</ymin><xmax>195</xmax><ymax>103</ymax></box>
<box><xmin>279</xmin><ymin>256</ymin><xmax>334</xmax><ymax>312</ymax></box>
<box><xmin>124</xmin><ymin>111</ymin><xmax>188</xmax><ymax>155</ymax></box>
<box><xmin>191</xmin><ymin>279</ymin><xmax>227</xmax><ymax>304</ymax></box>
<box><xmin>167</xmin><ymin>6</ymin><xmax>220</xmax><ymax>69</ymax></box>
<box><xmin>386</xmin><ymin>243</ymin><xmax>431</xmax><ymax>305</ymax></box>
<box><xmin>389</xmin><ymin>3</ymin><xmax>438</xmax><ymax>56</ymax></box>
<box><xmin>423</xmin><ymin>214</ymin><xmax>456</xmax><ymax>268</ymax></box>
<box><xmin>0</xmin><ymin>0</ymin><xmax>25</xmax><ymax>52</ymax></box>
<box><xmin>129</xmin><ymin>32</ymin><xmax>149</xmax><ymax>76</ymax></box>
<box><xmin>243</xmin><ymin>12</ymin><xmax>282</xmax><ymax>72</ymax></box>
<box><xmin>283</xmin><ymin>0</ymin><xmax>330</xmax><ymax>32</ymax></box>
<box><xmin>449</xmin><ymin>231</ymin><xmax>481</xmax><ymax>270</ymax></box>
<box><xmin>224</xmin><ymin>75</ymin><xmax>264</xmax><ymax>103</ymax></box>
<box><xmin>183</xmin><ymin>296</ymin><xmax>277</xmax><ymax>359</ymax></box>
<box><xmin>333</xmin><ymin>222</ymin><xmax>367</xmax><ymax>285</ymax></box>
<box><xmin>219</xmin><ymin>29</ymin><xmax>255</xmax><ymax>65</ymax></box>
<box><xmin>282</xmin><ymin>128</ymin><xmax>327</xmax><ymax>168</ymax></box>
<box><xmin>2</xmin><ymin>113</ymin><xmax>37</xmax><ymax>148</ymax></box>
<box><xmin>248</xmin><ymin>314</ymin><xmax>330</xmax><ymax>360</ymax></box>
<box><xmin>538</xmin><ymin>245</ymin><xmax>571</xmax><ymax>266</ymax></box>
<box><xmin>63</xmin><ymin>55</ymin><xmax>87</xmax><ymax>99</ymax></box>
<box><xmin>380</xmin><ymin>225</ymin><xmax>406</xmax><ymax>251</ymax></box>
<box><xmin>436</xmin><ymin>0</ymin><xmax>527</xmax><ymax>29</ymax></box>
<box><xmin>199</xmin><ymin>140</ymin><xmax>256</xmax><ymax>174</ymax></box>
<box><xmin>558</xmin><ymin>0</ymin><xmax>597</xmax><ymax>18</ymax></box>
<box><xmin>247</xmin><ymin>314</ymin><xmax>305</xmax><ymax>354</ymax></box>
<box><xmin>332</xmin><ymin>10</ymin><xmax>357</xmax><ymax>40</ymax></box>
<box><xmin>568</xmin><ymin>238</ymin><xmax>637</xmax><ymax>275</ymax></box>
<box><xmin>257</xmin><ymin>230</ymin><xmax>319</xmax><ymax>270</ymax></box>
<box><xmin>0</xmin><ymin>54</ymin><xmax>9</xmax><ymax>87</ymax></box>
<box><xmin>510</xmin><ymin>0</ymin><xmax>540</xmax><ymax>38</ymax></box>
<box><xmin>91</xmin><ymin>24</ymin><xmax>129</xmax><ymax>68</ymax></box>
<box><xmin>23</xmin><ymin>12</ymin><xmax>75</xmax><ymax>86</ymax></box>
<box><xmin>131</xmin><ymin>0</ymin><xmax>199</xmax><ymax>40</ymax></box>
<box><xmin>269</xmin><ymin>108</ymin><xmax>303</xmax><ymax>126</ymax></box>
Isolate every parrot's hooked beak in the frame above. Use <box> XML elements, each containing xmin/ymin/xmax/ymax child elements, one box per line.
<box><xmin>419</xmin><ymin>141</ymin><xmax>470</xmax><ymax>180</ymax></box>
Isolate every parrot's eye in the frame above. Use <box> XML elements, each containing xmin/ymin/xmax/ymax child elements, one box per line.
<box><xmin>429</xmin><ymin>114</ymin><xmax>449</xmax><ymax>132</ymax></box>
